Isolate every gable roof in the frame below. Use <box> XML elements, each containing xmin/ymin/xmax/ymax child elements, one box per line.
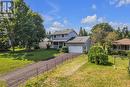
<box><xmin>67</xmin><ymin>36</ymin><xmax>90</xmax><ymax>44</ymax></box>
<box><xmin>51</xmin><ymin>29</ymin><xmax>76</xmax><ymax>35</ymax></box>
<box><xmin>113</xmin><ymin>38</ymin><xmax>130</xmax><ymax>45</ymax></box>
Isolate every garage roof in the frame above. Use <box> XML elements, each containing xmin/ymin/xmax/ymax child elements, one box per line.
<box><xmin>67</xmin><ymin>36</ymin><xmax>90</xmax><ymax>44</ymax></box>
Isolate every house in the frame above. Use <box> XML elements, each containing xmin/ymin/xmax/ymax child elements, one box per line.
<box><xmin>39</xmin><ymin>38</ymin><xmax>51</xmax><ymax>48</ymax></box>
<box><xmin>67</xmin><ymin>36</ymin><xmax>91</xmax><ymax>53</ymax></box>
<box><xmin>112</xmin><ymin>38</ymin><xmax>130</xmax><ymax>50</ymax></box>
<box><xmin>49</xmin><ymin>29</ymin><xmax>78</xmax><ymax>49</ymax></box>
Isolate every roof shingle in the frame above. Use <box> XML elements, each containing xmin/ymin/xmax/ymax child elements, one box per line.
<box><xmin>51</xmin><ymin>29</ymin><xmax>75</xmax><ymax>35</ymax></box>
<box><xmin>67</xmin><ymin>36</ymin><xmax>90</xmax><ymax>44</ymax></box>
<box><xmin>113</xmin><ymin>38</ymin><xmax>130</xmax><ymax>45</ymax></box>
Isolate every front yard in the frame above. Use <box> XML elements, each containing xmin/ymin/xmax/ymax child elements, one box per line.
<box><xmin>0</xmin><ymin>49</ymin><xmax>60</xmax><ymax>76</ymax></box>
<box><xmin>23</xmin><ymin>55</ymin><xmax>130</xmax><ymax>87</ymax></box>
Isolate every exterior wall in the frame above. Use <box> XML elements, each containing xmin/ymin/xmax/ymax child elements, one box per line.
<box><xmin>84</xmin><ymin>38</ymin><xmax>91</xmax><ymax>52</ymax></box>
<box><xmin>50</xmin><ymin>42</ymin><xmax>65</xmax><ymax>49</ymax></box>
<box><xmin>67</xmin><ymin>38</ymin><xmax>91</xmax><ymax>53</ymax></box>
<box><xmin>113</xmin><ymin>45</ymin><xmax>130</xmax><ymax>50</ymax></box>
<box><xmin>39</xmin><ymin>41</ymin><xmax>50</xmax><ymax>48</ymax></box>
<box><xmin>39</xmin><ymin>38</ymin><xmax>50</xmax><ymax>48</ymax></box>
<box><xmin>50</xmin><ymin>31</ymin><xmax>77</xmax><ymax>49</ymax></box>
<box><xmin>50</xmin><ymin>31</ymin><xmax>77</xmax><ymax>41</ymax></box>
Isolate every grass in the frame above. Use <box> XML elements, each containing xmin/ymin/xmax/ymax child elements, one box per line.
<box><xmin>0</xmin><ymin>49</ymin><xmax>60</xmax><ymax>76</ymax></box>
<box><xmin>22</xmin><ymin>55</ymin><xmax>130</xmax><ymax>87</ymax></box>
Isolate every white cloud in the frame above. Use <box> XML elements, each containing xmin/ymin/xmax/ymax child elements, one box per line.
<box><xmin>43</xmin><ymin>15</ymin><xmax>54</xmax><ymax>22</ymax></box>
<box><xmin>109</xmin><ymin>21</ymin><xmax>130</xmax><ymax>29</ymax></box>
<box><xmin>98</xmin><ymin>17</ymin><xmax>106</xmax><ymax>23</ymax></box>
<box><xmin>109</xmin><ymin>0</ymin><xmax>130</xmax><ymax>7</ymax></box>
<box><xmin>81</xmin><ymin>14</ymin><xmax>97</xmax><ymax>24</ymax></box>
<box><xmin>48</xmin><ymin>21</ymin><xmax>65</xmax><ymax>31</ymax></box>
<box><xmin>81</xmin><ymin>14</ymin><xmax>106</xmax><ymax>25</ymax></box>
<box><xmin>92</xmin><ymin>4</ymin><xmax>97</xmax><ymax>10</ymax></box>
<box><xmin>63</xmin><ymin>19</ymin><xmax>68</xmax><ymax>24</ymax></box>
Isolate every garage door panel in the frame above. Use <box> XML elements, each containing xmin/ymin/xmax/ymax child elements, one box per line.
<box><xmin>69</xmin><ymin>46</ymin><xmax>83</xmax><ymax>53</ymax></box>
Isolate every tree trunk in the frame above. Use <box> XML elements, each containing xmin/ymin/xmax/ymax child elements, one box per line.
<box><xmin>9</xmin><ymin>34</ymin><xmax>15</xmax><ymax>52</ymax></box>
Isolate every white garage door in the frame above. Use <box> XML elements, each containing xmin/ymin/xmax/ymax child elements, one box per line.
<box><xmin>69</xmin><ymin>46</ymin><xmax>83</xmax><ymax>53</ymax></box>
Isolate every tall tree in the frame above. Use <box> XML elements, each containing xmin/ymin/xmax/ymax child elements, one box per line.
<box><xmin>0</xmin><ymin>20</ymin><xmax>10</xmax><ymax>50</ymax></box>
<box><xmin>0</xmin><ymin>17</ymin><xmax>15</xmax><ymax>51</ymax></box>
<box><xmin>0</xmin><ymin>0</ymin><xmax>46</xmax><ymax>51</ymax></box>
<box><xmin>122</xmin><ymin>26</ymin><xmax>129</xmax><ymax>38</ymax></box>
<box><xmin>79</xmin><ymin>27</ymin><xmax>84</xmax><ymax>36</ymax></box>
<box><xmin>91</xmin><ymin>23</ymin><xmax>114</xmax><ymax>46</ymax></box>
<box><xmin>83</xmin><ymin>29</ymin><xmax>88</xmax><ymax>36</ymax></box>
<box><xmin>115</xmin><ymin>27</ymin><xmax>122</xmax><ymax>39</ymax></box>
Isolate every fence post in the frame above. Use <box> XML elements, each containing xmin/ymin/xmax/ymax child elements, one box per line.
<box><xmin>55</xmin><ymin>59</ymin><xmax>56</xmax><ymax>68</ymax></box>
<box><xmin>62</xmin><ymin>57</ymin><xmax>63</xmax><ymax>63</ymax></box>
<box><xmin>36</xmin><ymin>67</ymin><xmax>39</xmax><ymax>87</ymax></box>
<box><xmin>46</xmin><ymin>63</ymin><xmax>48</xmax><ymax>71</ymax></box>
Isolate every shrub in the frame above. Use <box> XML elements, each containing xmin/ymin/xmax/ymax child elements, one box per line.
<box><xmin>34</xmin><ymin>44</ymin><xmax>40</xmax><ymax>49</ymax></box>
<box><xmin>46</xmin><ymin>44</ymin><xmax>50</xmax><ymax>49</ymax></box>
<box><xmin>60</xmin><ymin>46</ymin><xmax>68</xmax><ymax>53</ymax></box>
<box><xmin>88</xmin><ymin>46</ymin><xmax>108</xmax><ymax>65</ymax></box>
<box><xmin>109</xmin><ymin>50</ymin><xmax>128</xmax><ymax>56</ymax></box>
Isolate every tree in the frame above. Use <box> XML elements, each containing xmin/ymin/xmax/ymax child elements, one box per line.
<box><xmin>115</xmin><ymin>27</ymin><xmax>122</xmax><ymax>39</ymax></box>
<box><xmin>49</xmin><ymin>31</ymin><xmax>51</xmax><ymax>34</ymax></box>
<box><xmin>122</xmin><ymin>26</ymin><xmax>129</xmax><ymax>38</ymax></box>
<box><xmin>83</xmin><ymin>29</ymin><xmax>88</xmax><ymax>36</ymax></box>
<box><xmin>79</xmin><ymin>27</ymin><xmax>84</xmax><ymax>36</ymax></box>
<box><xmin>0</xmin><ymin>18</ymin><xmax>15</xmax><ymax>51</ymax></box>
<box><xmin>13</xmin><ymin>0</ymin><xmax>46</xmax><ymax>51</ymax></box>
<box><xmin>105</xmin><ymin>31</ymin><xmax>119</xmax><ymax>52</ymax></box>
<box><xmin>79</xmin><ymin>27</ymin><xmax>88</xmax><ymax>36</ymax></box>
<box><xmin>115</xmin><ymin>26</ymin><xmax>129</xmax><ymax>39</ymax></box>
<box><xmin>106</xmin><ymin>31</ymin><xmax>118</xmax><ymax>44</ymax></box>
<box><xmin>88</xmin><ymin>46</ymin><xmax>108</xmax><ymax>65</ymax></box>
<box><xmin>0</xmin><ymin>21</ymin><xmax>10</xmax><ymax>50</ymax></box>
<box><xmin>91</xmin><ymin>23</ymin><xmax>114</xmax><ymax>46</ymax></box>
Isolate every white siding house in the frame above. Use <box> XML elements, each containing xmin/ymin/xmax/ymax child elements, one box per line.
<box><xmin>67</xmin><ymin>36</ymin><xmax>91</xmax><ymax>53</ymax></box>
<box><xmin>49</xmin><ymin>29</ymin><xmax>78</xmax><ymax>49</ymax></box>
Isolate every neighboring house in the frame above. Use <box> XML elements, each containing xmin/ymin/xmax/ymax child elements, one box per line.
<box><xmin>49</xmin><ymin>29</ymin><xmax>78</xmax><ymax>49</ymax></box>
<box><xmin>112</xmin><ymin>38</ymin><xmax>130</xmax><ymax>50</ymax></box>
<box><xmin>67</xmin><ymin>36</ymin><xmax>91</xmax><ymax>53</ymax></box>
<box><xmin>39</xmin><ymin>38</ymin><xmax>51</xmax><ymax>48</ymax></box>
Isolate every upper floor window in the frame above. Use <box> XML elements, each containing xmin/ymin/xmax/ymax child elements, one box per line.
<box><xmin>54</xmin><ymin>35</ymin><xmax>56</xmax><ymax>38</ymax></box>
<box><xmin>62</xmin><ymin>34</ymin><xmax>64</xmax><ymax>37</ymax></box>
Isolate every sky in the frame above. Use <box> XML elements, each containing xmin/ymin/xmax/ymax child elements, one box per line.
<box><xmin>25</xmin><ymin>0</ymin><xmax>130</xmax><ymax>32</ymax></box>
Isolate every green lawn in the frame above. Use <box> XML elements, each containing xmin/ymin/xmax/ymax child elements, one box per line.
<box><xmin>22</xmin><ymin>55</ymin><xmax>130</xmax><ymax>87</ymax></box>
<box><xmin>0</xmin><ymin>49</ymin><xmax>60</xmax><ymax>76</ymax></box>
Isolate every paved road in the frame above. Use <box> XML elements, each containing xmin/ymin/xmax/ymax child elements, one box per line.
<box><xmin>0</xmin><ymin>53</ymin><xmax>81</xmax><ymax>87</ymax></box>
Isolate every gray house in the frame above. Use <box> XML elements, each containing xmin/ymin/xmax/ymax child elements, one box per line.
<box><xmin>49</xmin><ymin>29</ymin><xmax>78</xmax><ymax>49</ymax></box>
<box><xmin>67</xmin><ymin>36</ymin><xmax>91</xmax><ymax>53</ymax></box>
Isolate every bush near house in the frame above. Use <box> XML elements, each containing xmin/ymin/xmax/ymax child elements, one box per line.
<box><xmin>60</xmin><ymin>46</ymin><xmax>68</xmax><ymax>53</ymax></box>
<box><xmin>109</xmin><ymin>50</ymin><xmax>128</xmax><ymax>56</ymax></box>
<box><xmin>88</xmin><ymin>46</ymin><xmax>108</xmax><ymax>65</ymax></box>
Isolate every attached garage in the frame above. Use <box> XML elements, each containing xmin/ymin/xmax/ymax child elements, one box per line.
<box><xmin>69</xmin><ymin>46</ymin><xmax>83</xmax><ymax>53</ymax></box>
<box><xmin>67</xmin><ymin>36</ymin><xmax>91</xmax><ymax>53</ymax></box>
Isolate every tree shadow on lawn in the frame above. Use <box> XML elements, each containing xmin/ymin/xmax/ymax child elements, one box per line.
<box><xmin>104</xmin><ymin>62</ymin><xmax>113</xmax><ymax>66</ymax></box>
<box><xmin>0</xmin><ymin>49</ymin><xmax>58</xmax><ymax>62</ymax></box>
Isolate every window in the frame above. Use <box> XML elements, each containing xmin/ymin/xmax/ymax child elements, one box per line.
<box><xmin>54</xmin><ymin>35</ymin><xmax>56</xmax><ymax>38</ymax></box>
<box><xmin>62</xmin><ymin>34</ymin><xmax>64</xmax><ymax>37</ymax></box>
<box><xmin>54</xmin><ymin>42</ymin><xmax>58</xmax><ymax>45</ymax></box>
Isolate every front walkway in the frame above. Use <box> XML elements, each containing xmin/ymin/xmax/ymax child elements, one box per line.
<box><xmin>0</xmin><ymin>53</ymin><xmax>81</xmax><ymax>87</ymax></box>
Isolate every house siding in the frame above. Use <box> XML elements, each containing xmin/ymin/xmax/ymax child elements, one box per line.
<box><xmin>50</xmin><ymin>30</ymin><xmax>77</xmax><ymax>49</ymax></box>
<box><xmin>67</xmin><ymin>38</ymin><xmax>91</xmax><ymax>53</ymax></box>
